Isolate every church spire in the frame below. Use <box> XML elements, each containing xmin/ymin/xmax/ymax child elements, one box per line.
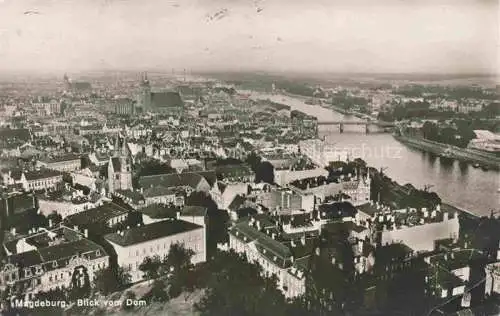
<box><xmin>121</xmin><ymin>135</ymin><xmax>128</xmax><ymax>156</ymax></box>
<box><xmin>114</xmin><ymin>135</ymin><xmax>120</xmax><ymax>156</ymax></box>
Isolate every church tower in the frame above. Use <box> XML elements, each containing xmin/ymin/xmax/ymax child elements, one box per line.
<box><xmin>63</xmin><ymin>73</ymin><xmax>71</xmax><ymax>91</ymax></box>
<box><xmin>107</xmin><ymin>135</ymin><xmax>133</xmax><ymax>193</ymax></box>
<box><xmin>138</xmin><ymin>72</ymin><xmax>151</xmax><ymax>111</ymax></box>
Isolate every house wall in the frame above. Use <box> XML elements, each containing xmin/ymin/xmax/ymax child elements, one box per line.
<box><xmin>380</xmin><ymin>214</ymin><xmax>459</xmax><ymax>252</ymax></box>
<box><xmin>38</xmin><ymin>199</ymin><xmax>102</xmax><ymax>218</ymax></box>
<box><xmin>228</xmin><ymin>234</ymin><xmax>305</xmax><ymax>298</ymax></box>
<box><xmin>25</xmin><ymin>175</ymin><xmax>63</xmax><ymax>191</ymax></box>
<box><xmin>40</xmin><ymin>256</ymin><xmax>109</xmax><ymax>292</ymax></box>
<box><xmin>274</xmin><ymin>168</ymin><xmax>328</xmax><ymax>186</ymax></box>
<box><xmin>108</xmin><ymin>227</ymin><xmax>205</xmax><ymax>283</ymax></box>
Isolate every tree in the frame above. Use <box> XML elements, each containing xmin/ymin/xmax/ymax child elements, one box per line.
<box><xmin>139</xmin><ymin>255</ymin><xmax>163</xmax><ymax>280</ymax></box>
<box><xmin>195</xmin><ymin>250</ymin><xmax>288</xmax><ymax>316</ymax></box>
<box><xmin>93</xmin><ymin>267</ymin><xmax>131</xmax><ymax>295</ymax></box>
<box><xmin>164</xmin><ymin>243</ymin><xmax>195</xmax><ymax>273</ymax></box>
<box><xmin>256</xmin><ymin>161</ymin><xmax>274</xmax><ymax>184</ymax></box>
<box><xmin>422</xmin><ymin>121</ymin><xmax>439</xmax><ymax>141</ymax></box>
<box><xmin>245</xmin><ymin>152</ymin><xmax>262</xmax><ymax>173</ymax></box>
<box><xmin>186</xmin><ymin>192</ymin><xmax>229</xmax><ymax>255</ymax></box>
<box><xmin>145</xmin><ymin>280</ymin><xmax>169</xmax><ymax>303</ymax></box>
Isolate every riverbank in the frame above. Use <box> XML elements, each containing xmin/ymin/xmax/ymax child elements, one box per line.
<box><xmin>393</xmin><ymin>135</ymin><xmax>500</xmax><ymax>170</ymax></box>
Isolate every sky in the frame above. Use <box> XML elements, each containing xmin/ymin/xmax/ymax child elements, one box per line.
<box><xmin>0</xmin><ymin>0</ymin><xmax>498</xmax><ymax>75</ymax></box>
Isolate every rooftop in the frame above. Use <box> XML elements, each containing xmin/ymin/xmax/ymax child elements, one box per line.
<box><xmin>105</xmin><ymin>219</ymin><xmax>202</xmax><ymax>247</ymax></box>
<box><xmin>181</xmin><ymin>205</ymin><xmax>207</xmax><ymax>217</ymax></box>
<box><xmin>24</xmin><ymin>169</ymin><xmax>63</xmax><ymax>181</ymax></box>
<box><xmin>64</xmin><ymin>202</ymin><xmax>129</xmax><ymax>227</ymax></box>
<box><xmin>139</xmin><ymin>204</ymin><xmax>178</xmax><ymax>219</ymax></box>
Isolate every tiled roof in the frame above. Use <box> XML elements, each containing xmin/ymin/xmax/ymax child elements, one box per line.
<box><xmin>38</xmin><ymin>238</ymin><xmax>105</xmax><ymax>263</ymax></box>
<box><xmin>227</xmin><ymin>194</ymin><xmax>247</xmax><ymax>212</ymax></box>
<box><xmin>139</xmin><ymin>204</ymin><xmax>178</xmax><ymax>219</ymax></box>
<box><xmin>139</xmin><ymin>172</ymin><xmax>209</xmax><ymax>190</ymax></box>
<box><xmin>143</xmin><ymin>186</ymin><xmax>176</xmax><ymax>198</ymax></box>
<box><xmin>0</xmin><ymin>128</ymin><xmax>31</xmax><ymax>141</ymax></box>
<box><xmin>64</xmin><ymin>202</ymin><xmax>128</xmax><ymax>227</ymax></box>
<box><xmin>105</xmin><ymin>219</ymin><xmax>202</xmax><ymax>246</ymax></box>
<box><xmin>42</xmin><ymin>153</ymin><xmax>81</xmax><ymax>163</ymax></box>
<box><xmin>116</xmin><ymin>190</ymin><xmax>145</xmax><ymax>204</ymax></box>
<box><xmin>318</xmin><ymin>202</ymin><xmax>357</xmax><ymax>220</ymax></box>
<box><xmin>8</xmin><ymin>250</ymin><xmax>43</xmax><ymax>268</ymax></box>
<box><xmin>356</xmin><ymin>202</ymin><xmax>379</xmax><ymax>217</ymax></box>
<box><xmin>25</xmin><ymin>169</ymin><xmax>62</xmax><ymax>181</ymax></box>
<box><xmin>151</xmin><ymin>92</ymin><xmax>184</xmax><ymax>108</ymax></box>
<box><xmin>181</xmin><ymin>205</ymin><xmax>207</xmax><ymax>217</ymax></box>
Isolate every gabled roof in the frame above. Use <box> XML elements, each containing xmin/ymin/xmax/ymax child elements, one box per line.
<box><xmin>111</xmin><ymin>157</ymin><xmax>122</xmax><ymax>172</ymax></box>
<box><xmin>318</xmin><ymin>202</ymin><xmax>357</xmax><ymax>220</ymax></box>
<box><xmin>139</xmin><ymin>204</ymin><xmax>179</xmax><ymax>219</ymax></box>
<box><xmin>105</xmin><ymin>219</ymin><xmax>202</xmax><ymax>246</ymax></box>
<box><xmin>38</xmin><ymin>238</ymin><xmax>105</xmax><ymax>262</ymax></box>
<box><xmin>151</xmin><ymin>91</ymin><xmax>183</xmax><ymax>108</ymax></box>
<box><xmin>181</xmin><ymin>205</ymin><xmax>207</xmax><ymax>217</ymax></box>
<box><xmin>139</xmin><ymin>172</ymin><xmax>210</xmax><ymax>190</ymax></box>
<box><xmin>24</xmin><ymin>169</ymin><xmax>62</xmax><ymax>181</ymax></box>
<box><xmin>115</xmin><ymin>189</ymin><xmax>145</xmax><ymax>204</ymax></box>
<box><xmin>64</xmin><ymin>202</ymin><xmax>128</xmax><ymax>227</ymax></box>
<box><xmin>8</xmin><ymin>250</ymin><xmax>43</xmax><ymax>268</ymax></box>
<box><xmin>228</xmin><ymin>194</ymin><xmax>247</xmax><ymax>212</ymax></box>
<box><xmin>143</xmin><ymin>186</ymin><xmax>176</xmax><ymax>198</ymax></box>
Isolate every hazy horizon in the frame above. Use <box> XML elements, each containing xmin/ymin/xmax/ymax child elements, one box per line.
<box><xmin>0</xmin><ymin>0</ymin><xmax>498</xmax><ymax>75</ymax></box>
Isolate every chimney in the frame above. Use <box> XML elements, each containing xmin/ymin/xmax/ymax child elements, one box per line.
<box><xmin>301</xmin><ymin>235</ymin><xmax>306</xmax><ymax>246</ymax></box>
<box><xmin>176</xmin><ymin>211</ymin><xmax>180</xmax><ymax>219</ymax></box>
<box><xmin>49</xmin><ymin>219</ymin><xmax>53</xmax><ymax>228</ymax></box>
<box><xmin>84</xmin><ymin>229</ymin><xmax>88</xmax><ymax>238</ymax></box>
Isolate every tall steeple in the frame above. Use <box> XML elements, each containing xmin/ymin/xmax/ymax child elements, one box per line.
<box><xmin>113</xmin><ymin>135</ymin><xmax>120</xmax><ymax>156</ymax></box>
<box><xmin>121</xmin><ymin>135</ymin><xmax>128</xmax><ymax>156</ymax></box>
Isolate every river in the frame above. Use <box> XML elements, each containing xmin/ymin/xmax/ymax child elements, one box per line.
<box><xmin>248</xmin><ymin>92</ymin><xmax>499</xmax><ymax>217</ymax></box>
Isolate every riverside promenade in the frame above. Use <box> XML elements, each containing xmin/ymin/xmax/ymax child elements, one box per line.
<box><xmin>393</xmin><ymin>135</ymin><xmax>500</xmax><ymax>170</ymax></box>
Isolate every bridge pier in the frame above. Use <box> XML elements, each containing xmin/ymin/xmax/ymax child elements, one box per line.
<box><xmin>339</xmin><ymin>123</ymin><xmax>344</xmax><ymax>133</ymax></box>
<box><xmin>365</xmin><ymin>123</ymin><xmax>369</xmax><ymax>134</ymax></box>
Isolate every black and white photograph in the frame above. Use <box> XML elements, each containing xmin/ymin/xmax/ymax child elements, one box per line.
<box><xmin>0</xmin><ymin>0</ymin><xmax>498</xmax><ymax>315</ymax></box>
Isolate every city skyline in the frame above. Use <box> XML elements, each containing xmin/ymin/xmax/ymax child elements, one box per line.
<box><xmin>0</xmin><ymin>0</ymin><xmax>497</xmax><ymax>75</ymax></box>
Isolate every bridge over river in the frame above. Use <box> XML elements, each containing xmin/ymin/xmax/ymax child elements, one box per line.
<box><xmin>317</xmin><ymin>120</ymin><xmax>396</xmax><ymax>134</ymax></box>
